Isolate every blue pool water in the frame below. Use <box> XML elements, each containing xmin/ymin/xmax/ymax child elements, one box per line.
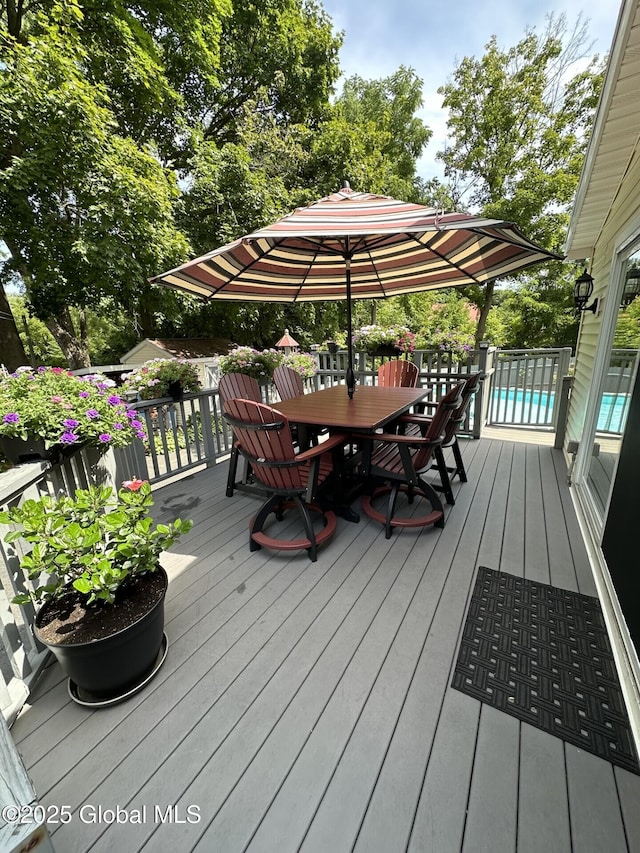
<box><xmin>491</xmin><ymin>388</ymin><xmax>628</xmax><ymax>432</ymax></box>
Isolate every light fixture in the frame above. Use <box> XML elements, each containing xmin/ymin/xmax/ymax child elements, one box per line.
<box><xmin>573</xmin><ymin>269</ymin><xmax>598</xmax><ymax>314</ymax></box>
<box><xmin>622</xmin><ymin>266</ymin><xmax>640</xmax><ymax>307</ymax></box>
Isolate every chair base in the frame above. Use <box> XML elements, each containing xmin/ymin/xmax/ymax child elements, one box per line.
<box><xmin>361</xmin><ymin>484</ymin><xmax>444</xmax><ymax>539</ymax></box>
<box><xmin>250</xmin><ymin>497</ymin><xmax>337</xmax><ymax>561</ymax></box>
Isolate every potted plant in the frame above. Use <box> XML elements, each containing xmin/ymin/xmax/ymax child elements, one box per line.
<box><xmin>352</xmin><ymin>324</ymin><xmax>416</xmax><ymax>356</ymax></box>
<box><xmin>0</xmin><ymin>366</ymin><xmax>146</xmax><ymax>465</ymax></box>
<box><xmin>219</xmin><ymin>346</ymin><xmax>284</xmax><ymax>382</ymax></box>
<box><xmin>120</xmin><ymin>358</ymin><xmax>201</xmax><ymax>401</ymax></box>
<box><xmin>0</xmin><ymin>479</ymin><xmax>193</xmax><ymax>704</ymax></box>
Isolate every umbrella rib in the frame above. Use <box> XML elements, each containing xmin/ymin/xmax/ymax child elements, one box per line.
<box><xmin>411</xmin><ymin>232</ymin><xmax>488</xmax><ymax>286</ymax></box>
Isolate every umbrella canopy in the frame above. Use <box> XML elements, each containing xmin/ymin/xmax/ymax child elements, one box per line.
<box><xmin>150</xmin><ymin>184</ymin><xmax>562</xmax><ymax>396</ymax></box>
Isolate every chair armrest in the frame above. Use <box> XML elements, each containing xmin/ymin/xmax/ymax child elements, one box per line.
<box><xmin>369</xmin><ymin>431</ymin><xmax>444</xmax><ymax>447</ymax></box>
<box><xmin>296</xmin><ymin>432</ymin><xmax>348</xmax><ymax>462</ymax></box>
<box><xmin>398</xmin><ymin>413</ymin><xmax>432</xmax><ymax>426</ymax></box>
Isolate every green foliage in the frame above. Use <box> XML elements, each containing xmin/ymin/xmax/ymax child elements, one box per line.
<box><xmin>613</xmin><ymin>299</ymin><xmax>640</xmax><ymax>349</ymax></box>
<box><xmin>0</xmin><ymin>481</ymin><xmax>193</xmax><ymax>606</ymax></box>
<box><xmin>0</xmin><ymin>366</ymin><xmax>145</xmax><ymax>448</ymax></box>
<box><xmin>120</xmin><ymin>359</ymin><xmax>201</xmax><ymax>400</ymax></box>
<box><xmin>490</xmin><ymin>276</ymin><xmax>580</xmax><ymax>349</ymax></box>
<box><xmin>437</xmin><ymin>13</ymin><xmax>604</xmax><ymax>343</ymax></box>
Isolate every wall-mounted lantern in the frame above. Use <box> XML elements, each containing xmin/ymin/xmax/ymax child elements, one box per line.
<box><xmin>573</xmin><ymin>269</ymin><xmax>598</xmax><ymax>315</ymax></box>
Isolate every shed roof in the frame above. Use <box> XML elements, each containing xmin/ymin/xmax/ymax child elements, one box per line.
<box><xmin>121</xmin><ymin>337</ymin><xmax>232</xmax><ymax>362</ymax></box>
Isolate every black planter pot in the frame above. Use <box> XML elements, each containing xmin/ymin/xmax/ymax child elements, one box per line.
<box><xmin>327</xmin><ymin>341</ymin><xmax>339</xmax><ymax>354</ymax></box>
<box><xmin>0</xmin><ymin>435</ymin><xmax>66</xmax><ymax>465</ymax></box>
<box><xmin>371</xmin><ymin>345</ymin><xmax>402</xmax><ymax>358</ymax></box>
<box><xmin>167</xmin><ymin>380</ymin><xmax>184</xmax><ymax>401</ymax></box>
<box><xmin>35</xmin><ymin>568</ymin><xmax>168</xmax><ymax>704</ymax></box>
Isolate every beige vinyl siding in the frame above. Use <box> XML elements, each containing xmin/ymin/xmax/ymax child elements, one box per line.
<box><xmin>566</xmin><ymin>146</ymin><xmax>640</xmax><ymax>448</ymax></box>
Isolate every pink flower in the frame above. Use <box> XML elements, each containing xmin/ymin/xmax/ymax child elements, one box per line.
<box><xmin>122</xmin><ymin>478</ymin><xmax>145</xmax><ymax>491</ymax></box>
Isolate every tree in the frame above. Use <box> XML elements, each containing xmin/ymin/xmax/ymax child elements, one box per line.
<box><xmin>1</xmin><ymin>2</ymin><xmax>201</xmax><ymax>366</ymax></box>
<box><xmin>204</xmin><ymin>0</ymin><xmax>342</xmax><ymax>146</ymax></box>
<box><xmin>437</xmin><ymin>14</ymin><xmax>605</xmax><ymax>345</ymax></box>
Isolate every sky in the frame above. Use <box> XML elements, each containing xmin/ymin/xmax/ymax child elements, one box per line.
<box><xmin>319</xmin><ymin>0</ymin><xmax>621</xmax><ymax>182</ymax></box>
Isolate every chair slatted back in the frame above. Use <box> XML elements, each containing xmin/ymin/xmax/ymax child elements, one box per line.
<box><xmin>412</xmin><ymin>381</ymin><xmax>465</xmax><ymax>471</ymax></box>
<box><xmin>273</xmin><ymin>364</ymin><xmax>305</xmax><ymax>401</ymax></box>
<box><xmin>223</xmin><ymin>398</ymin><xmax>304</xmax><ymax>491</ymax></box>
<box><xmin>218</xmin><ymin>373</ymin><xmax>262</xmax><ymax>409</ymax></box>
<box><xmin>444</xmin><ymin>372</ymin><xmax>482</xmax><ymax>443</ymax></box>
<box><xmin>377</xmin><ymin>359</ymin><xmax>419</xmax><ymax>388</ymax></box>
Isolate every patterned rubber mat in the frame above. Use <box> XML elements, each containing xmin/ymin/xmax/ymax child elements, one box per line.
<box><xmin>452</xmin><ymin>566</ymin><xmax>640</xmax><ymax>774</ymax></box>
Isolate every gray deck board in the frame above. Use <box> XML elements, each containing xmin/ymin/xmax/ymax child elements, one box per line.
<box><xmin>8</xmin><ymin>437</ymin><xmax>640</xmax><ymax>853</ymax></box>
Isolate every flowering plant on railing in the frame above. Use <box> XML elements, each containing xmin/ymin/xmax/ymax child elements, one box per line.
<box><xmin>352</xmin><ymin>325</ymin><xmax>416</xmax><ymax>354</ymax></box>
<box><xmin>0</xmin><ymin>366</ymin><xmax>145</xmax><ymax>450</ymax></box>
<box><xmin>281</xmin><ymin>352</ymin><xmax>317</xmax><ymax>379</ymax></box>
<box><xmin>424</xmin><ymin>329</ymin><xmax>475</xmax><ymax>360</ymax></box>
<box><xmin>219</xmin><ymin>347</ymin><xmax>284</xmax><ymax>381</ymax></box>
<box><xmin>0</xmin><ymin>480</ymin><xmax>192</xmax><ymax>607</ymax></box>
<box><xmin>120</xmin><ymin>359</ymin><xmax>201</xmax><ymax>400</ymax></box>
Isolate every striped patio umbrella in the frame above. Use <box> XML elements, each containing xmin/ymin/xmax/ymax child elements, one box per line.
<box><xmin>150</xmin><ymin>184</ymin><xmax>562</xmax><ymax>397</ymax></box>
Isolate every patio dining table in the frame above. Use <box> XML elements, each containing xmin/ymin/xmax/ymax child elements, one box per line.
<box><xmin>274</xmin><ymin>383</ymin><xmax>429</xmax><ymax>438</ymax></box>
<box><xmin>274</xmin><ymin>384</ymin><xmax>430</xmax><ymax>520</ymax></box>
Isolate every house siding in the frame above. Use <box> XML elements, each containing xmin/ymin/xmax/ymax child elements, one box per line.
<box><xmin>566</xmin><ymin>147</ymin><xmax>640</xmax><ymax>448</ymax></box>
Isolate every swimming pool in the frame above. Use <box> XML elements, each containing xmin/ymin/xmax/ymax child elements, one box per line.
<box><xmin>489</xmin><ymin>388</ymin><xmax>629</xmax><ymax>432</ymax></box>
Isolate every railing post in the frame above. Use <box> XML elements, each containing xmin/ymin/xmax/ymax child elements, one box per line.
<box><xmin>554</xmin><ymin>375</ymin><xmax>573</xmax><ymax>449</ymax></box>
<box><xmin>474</xmin><ymin>342</ymin><xmax>492</xmax><ymax>438</ymax></box>
<box><xmin>199</xmin><ymin>392</ymin><xmax>218</xmax><ymax>467</ymax></box>
<box><xmin>552</xmin><ymin>348</ymin><xmax>573</xmax><ymax>430</ymax></box>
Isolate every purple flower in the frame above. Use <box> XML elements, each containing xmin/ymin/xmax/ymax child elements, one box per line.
<box><xmin>79</xmin><ymin>391</ymin><xmax>90</xmax><ymax>399</ymax></box>
<box><xmin>108</xmin><ymin>395</ymin><xmax>121</xmax><ymax>405</ymax></box>
<box><xmin>113</xmin><ymin>422</ymin><xmax>124</xmax><ymax>430</ymax></box>
<box><xmin>98</xmin><ymin>433</ymin><xmax>112</xmax><ymax>443</ymax></box>
<box><xmin>63</xmin><ymin>418</ymin><xmax>79</xmax><ymax>428</ymax></box>
<box><xmin>131</xmin><ymin>419</ymin><xmax>143</xmax><ymax>430</ymax></box>
<box><xmin>125</xmin><ymin>409</ymin><xmax>137</xmax><ymax>419</ymax></box>
<box><xmin>60</xmin><ymin>432</ymin><xmax>79</xmax><ymax>444</ymax></box>
<box><xmin>85</xmin><ymin>409</ymin><xmax>100</xmax><ymax>419</ymax></box>
<box><xmin>3</xmin><ymin>412</ymin><xmax>19</xmax><ymax>424</ymax></box>
<box><xmin>136</xmin><ymin>430</ymin><xmax>146</xmax><ymax>439</ymax></box>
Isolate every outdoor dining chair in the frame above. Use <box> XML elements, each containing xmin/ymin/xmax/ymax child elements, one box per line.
<box><xmin>222</xmin><ymin>398</ymin><xmax>348</xmax><ymax>561</ymax></box>
<box><xmin>218</xmin><ymin>372</ymin><xmax>263</xmax><ymax>497</ymax></box>
<box><xmin>360</xmin><ymin>381</ymin><xmax>464</xmax><ymax>538</ymax></box>
<box><xmin>273</xmin><ymin>364</ymin><xmax>324</xmax><ymax>446</ymax></box>
<box><xmin>399</xmin><ymin>372</ymin><xmax>483</xmax><ymax>499</ymax></box>
<box><xmin>377</xmin><ymin>359</ymin><xmax>419</xmax><ymax>388</ymax></box>
<box><xmin>273</xmin><ymin>364</ymin><xmax>306</xmax><ymax>400</ymax></box>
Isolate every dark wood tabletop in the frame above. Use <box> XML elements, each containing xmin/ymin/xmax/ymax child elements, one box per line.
<box><xmin>274</xmin><ymin>384</ymin><xmax>429</xmax><ymax>432</ymax></box>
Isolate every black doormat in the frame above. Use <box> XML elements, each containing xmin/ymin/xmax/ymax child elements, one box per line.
<box><xmin>452</xmin><ymin>566</ymin><xmax>640</xmax><ymax>774</ymax></box>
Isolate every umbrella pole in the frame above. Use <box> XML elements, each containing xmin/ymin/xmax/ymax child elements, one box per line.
<box><xmin>345</xmin><ymin>251</ymin><xmax>355</xmax><ymax>398</ymax></box>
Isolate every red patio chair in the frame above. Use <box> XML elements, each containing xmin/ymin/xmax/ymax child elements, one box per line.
<box><xmin>273</xmin><ymin>364</ymin><xmax>324</xmax><ymax>446</ymax></box>
<box><xmin>399</xmin><ymin>372</ymin><xmax>483</xmax><ymax>498</ymax></box>
<box><xmin>273</xmin><ymin>364</ymin><xmax>306</xmax><ymax>400</ymax></box>
<box><xmin>223</xmin><ymin>398</ymin><xmax>348</xmax><ymax>561</ymax></box>
<box><xmin>218</xmin><ymin>372</ymin><xmax>262</xmax><ymax>497</ymax></box>
<box><xmin>360</xmin><ymin>381</ymin><xmax>464</xmax><ymax>538</ymax></box>
<box><xmin>377</xmin><ymin>359</ymin><xmax>419</xmax><ymax>388</ymax></box>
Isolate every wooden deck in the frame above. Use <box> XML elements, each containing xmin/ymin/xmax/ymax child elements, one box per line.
<box><xmin>9</xmin><ymin>435</ymin><xmax>640</xmax><ymax>853</ymax></box>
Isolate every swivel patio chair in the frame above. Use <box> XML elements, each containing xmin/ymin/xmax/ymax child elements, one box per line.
<box><xmin>223</xmin><ymin>398</ymin><xmax>348</xmax><ymax>561</ymax></box>
<box><xmin>218</xmin><ymin>372</ymin><xmax>262</xmax><ymax>497</ymax></box>
<box><xmin>273</xmin><ymin>364</ymin><xmax>324</xmax><ymax>447</ymax></box>
<box><xmin>377</xmin><ymin>359</ymin><xmax>419</xmax><ymax>388</ymax></box>
<box><xmin>399</xmin><ymin>372</ymin><xmax>483</xmax><ymax>498</ymax></box>
<box><xmin>273</xmin><ymin>364</ymin><xmax>306</xmax><ymax>400</ymax></box>
<box><xmin>360</xmin><ymin>381</ymin><xmax>464</xmax><ymax>538</ymax></box>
